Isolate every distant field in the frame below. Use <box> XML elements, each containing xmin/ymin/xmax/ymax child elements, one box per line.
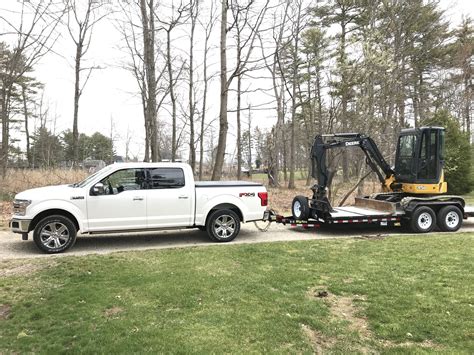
<box><xmin>0</xmin><ymin>234</ymin><xmax>472</xmax><ymax>353</ymax></box>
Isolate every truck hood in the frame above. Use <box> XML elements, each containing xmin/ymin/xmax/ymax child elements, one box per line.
<box><xmin>15</xmin><ymin>184</ymin><xmax>86</xmax><ymax>201</ymax></box>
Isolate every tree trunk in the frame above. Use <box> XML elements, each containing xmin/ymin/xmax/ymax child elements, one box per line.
<box><xmin>212</xmin><ymin>0</ymin><xmax>228</xmax><ymax>181</ymax></box>
<box><xmin>167</xmin><ymin>30</ymin><xmax>178</xmax><ymax>161</ymax></box>
<box><xmin>340</xmin><ymin>20</ymin><xmax>349</xmax><ymax>182</ymax></box>
<box><xmin>72</xmin><ymin>43</ymin><xmax>81</xmax><ymax>164</ymax></box>
<box><xmin>21</xmin><ymin>85</ymin><xmax>31</xmax><ymax>167</ymax></box>
<box><xmin>188</xmin><ymin>1</ymin><xmax>196</xmax><ymax>172</ymax></box>
<box><xmin>236</xmin><ymin>74</ymin><xmax>242</xmax><ymax>180</ymax></box>
<box><xmin>140</xmin><ymin>0</ymin><xmax>158</xmax><ymax>162</ymax></box>
<box><xmin>0</xmin><ymin>89</ymin><xmax>9</xmax><ymax>176</ymax></box>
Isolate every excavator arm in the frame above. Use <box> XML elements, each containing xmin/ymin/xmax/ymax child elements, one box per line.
<box><xmin>310</xmin><ymin>133</ymin><xmax>397</xmax><ymax>208</ymax></box>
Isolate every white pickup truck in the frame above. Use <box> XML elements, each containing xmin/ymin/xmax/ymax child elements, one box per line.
<box><xmin>10</xmin><ymin>163</ymin><xmax>268</xmax><ymax>253</ymax></box>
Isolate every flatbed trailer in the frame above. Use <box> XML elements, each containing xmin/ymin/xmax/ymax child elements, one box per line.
<box><xmin>264</xmin><ymin>205</ymin><xmax>474</xmax><ymax>231</ymax></box>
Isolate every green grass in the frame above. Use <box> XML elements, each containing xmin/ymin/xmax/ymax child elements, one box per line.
<box><xmin>1</xmin><ymin>234</ymin><xmax>473</xmax><ymax>353</ymax></box>
<box><xmin>463</xmin><ymin>190</ymin><xmax>474</xmax><ymax>204</ymax></box>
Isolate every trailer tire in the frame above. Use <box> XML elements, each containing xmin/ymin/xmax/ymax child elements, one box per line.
<box><xmin>437</xmin><ymin>206</ymin><xmax>462</xmax><ymax>232</ymax></box>
<box><xmin>292</xmin><ymin>196</ymin><xmax>310</xmax><ymax>220</ymax></box>
<box><xmin>410</xmin><ymin>206</ymin><xmax>436</xmax><ymax>233</ymax></box>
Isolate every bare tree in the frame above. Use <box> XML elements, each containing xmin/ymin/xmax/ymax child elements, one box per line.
<box><xmin>65</xmin><ymin>0</ymin><xmax>107</xmax><ymax>164</ymax></box>
<box><xmin>117</xmin><ymin>0</ymin><xmax>170</xmax><ymax>162</ymax></box>
<box><xmin>156</xmin><ymin>1</ymin><xmax>189</xmax><ymax>161</ymax></box>
<box><xmin>0</xmin><ymin>1</ymin><xmax>65</xmax><ymax>175</ymax></box>
<box><xmin>212</xmin><ymin>0</ymin><xmax>269</xmax><ymax>180</ymax></box>
<box><xmin>187</xmin><ymin>0</ymin><xmax>198</xmax><ymax>172</ymax></box>
<box><xmin>275</xmin><ymin>0</ymin><xmax>306</xmax><ymax>189</ymax></box>
<box><xmin>198</xmin><ymin>1</ymin><xmax>218</xmax><ymax>180</ymax></box>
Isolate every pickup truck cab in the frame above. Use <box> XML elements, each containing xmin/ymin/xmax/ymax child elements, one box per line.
<box><xmin>10</xmin><ymin>163</ymin><xmax>268</xmax><ymax>253</ymax></box>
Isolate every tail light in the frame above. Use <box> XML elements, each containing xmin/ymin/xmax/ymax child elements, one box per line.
<box><xmin>258</xmin><ymin>192</ymin><xmax>268</xmax><ymax>206</ymax></box>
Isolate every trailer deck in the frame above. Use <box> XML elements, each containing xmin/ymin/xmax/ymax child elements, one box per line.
<box><xmin>266</xmin><ymin>203</ymin><xmax>474</xmax><ymax>230</ymax></box>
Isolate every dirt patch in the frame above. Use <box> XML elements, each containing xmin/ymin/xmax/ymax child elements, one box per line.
<box><xmin>0</xmin><ymin>260</ymin><xmax>57</xmax><ymax>277</ymax></box>
<box><xmin>328</xmin><ymin>294</ymin><xmax>371</xmax><ymax>339</ymax></box>
<box><xmin>355</xmin><ymin>234</ymin><xmax>387</xmax><ymax>241</ymax></box>
<box><xmin>301</xmin><ymin>324</ymin><xmax>337</xmax><ymax>354</ymax></box>
<box><xmin>0</xmin><ymin>304</ymin><xmax>12</xmax><ymax>320</ymax></box>
<box><xmin>104</xmin><ymin>306</ymin><xmax>123</xmax><ymax>318</ymax></box>
<box><xmin>381</xmin><ymin>339</ymin><xmax>441</xmax><ymax>350</ymax></box>
<box><xmin>306</xmin><ymin>286</ymin><xmax>328</xmax><ymax>299</ymax></box>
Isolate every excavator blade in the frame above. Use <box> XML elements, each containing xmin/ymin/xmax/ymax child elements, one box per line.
<box><xmin>354</xmin><ymin>197</ymin><xmax>397</xmax><ymax>214</ymax></box>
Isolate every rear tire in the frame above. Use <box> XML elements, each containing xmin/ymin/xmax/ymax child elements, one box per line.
<box><xmin>292</xmin><ymin>196</ymin><xmax>310</xmax><ymax>220</ymax></box>
<box><xmin>206</xmin><ymin>209</ymin><xmax>240</xmax><ymax>242</ymax></box>
<box><xmin>410</xmin><ymin>206</ymin><xmax>436</xmax><ymax>233</ymax></box>
<box><xmin>33</xmin><ymin>215</ymin><xmax>77</xmax><ymax>253</ymax></box>
<box><xmin>437</xmin><ymin>206</ymin><xmax>463</xmax><ymax>232</ymax></box>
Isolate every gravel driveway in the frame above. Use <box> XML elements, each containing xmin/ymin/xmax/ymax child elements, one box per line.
<box><xmin>1</xmin><ymin>219</ymin><xmax>474</xmax><ymax>260</ymax></box>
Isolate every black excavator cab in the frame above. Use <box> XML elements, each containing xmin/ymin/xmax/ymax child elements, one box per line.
<box><xmin>394</xmin><ymin>127</ymin><xmax>445</xmax><ymax>185</ymax></box>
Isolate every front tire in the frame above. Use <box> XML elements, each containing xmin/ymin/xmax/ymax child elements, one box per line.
<box><xmin>437</xmin><ymin>206</ymin><xmax>463</xmax><ymax>232</ymax></box>
<box><xmin>206</xmin><ymin>209</ymin><xmax>241</xmax><ymax>242</ymax></box>
<box><xmin>292</xmin><ymin>196</ymin><xmax>310</xmax><ymax>220</ymax></box>
<box><xmin>410</xmin><ymin>206</ymin><xmax>436</xmax><ymax>233</ymax></box>
<box><xmin>33</xmin><ymin>215</ymin><xmax>77</xmax><ymax>253</ymax></box>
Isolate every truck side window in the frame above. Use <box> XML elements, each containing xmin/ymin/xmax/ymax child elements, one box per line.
<box><xmin>148</xmin><ymin>168</ymin><xmax>185</xmax><ymax>189</ymax></box>
<box><xmin>100</xmin><ymin>169</ymin><xmax>146</xmax><ymax>195</ymax></box>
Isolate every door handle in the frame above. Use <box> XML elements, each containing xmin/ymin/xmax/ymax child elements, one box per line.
<box><xmin>178</xmin><ymin>195</ymin><xmax>189</xmax><ymax>199</ymax></box>
<box><xmin>133</xmin><ymin>196</ymin><xmax>144</xmax><ymax>201</ymax></box>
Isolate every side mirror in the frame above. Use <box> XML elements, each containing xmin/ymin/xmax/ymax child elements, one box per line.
<box><xmin>91</xmin><ymin>182</ymin><xmax>105</xmax><ymax>196</ymax></box>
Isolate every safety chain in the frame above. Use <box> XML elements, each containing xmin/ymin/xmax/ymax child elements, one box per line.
<box><xmin>253</xmin><ymin>209</ymin><xmax>277</xmax><ymax>232</ymax></box>
<box><xmin>253</xmin><ymin>220</ymin><xmax>272</xmax><ymax>232</ymax></box>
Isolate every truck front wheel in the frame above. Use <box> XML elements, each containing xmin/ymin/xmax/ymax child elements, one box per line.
<box><xmin>33</xmin><ymin>215</ymin><xmax>77</xmax><ymax>253</ymax></box>
<box><xmin>410</xmin><ymin>206</ymin><xmax>436</xmax><ymax>233</ymax></box>
<box><xmin>206</xmin><ymin>209</ymin><xmax>240</xmax><ymax>242</ymax></box>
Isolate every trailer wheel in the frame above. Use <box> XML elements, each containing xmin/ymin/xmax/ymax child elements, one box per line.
<box><xmin>437</xmin><ymin>206</ymin><xmax>462</xmax><ymax>232</ymax></box>
<box><xmin>410</xmin><ymin>206</ymin><xmax>436</xmax><ymax>233</ymax></box>
<box><xmin>292</xmin><ymin>196</ymin><xmax>310</xmax><ymax>220</ymax></box>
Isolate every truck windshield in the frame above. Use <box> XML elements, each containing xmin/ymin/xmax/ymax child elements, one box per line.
<box><xmin>74</xmin><ymin>165</ymin><xmax>115</xmax><ymax>188</ymax></box>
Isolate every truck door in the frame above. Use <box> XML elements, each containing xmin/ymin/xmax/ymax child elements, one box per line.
<box><xmin>145</xmin><ymin>167</ymin><xmax>194</xmax><ymax>228</ymax></box>
<box><xmin>87</xmin><ymin>168</ymin><xmax>147</xmax><ymax>231</ymax></box>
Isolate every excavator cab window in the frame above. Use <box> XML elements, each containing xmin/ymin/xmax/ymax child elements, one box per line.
<box><xmin>395</xmin><ymin>127</ymin><xmax>444</xmax><ymax>184</ymax></box>
<box><xmin>395</xmin><ymin>134</ymin><xmax>416</xmax><ymax>180</ymax></box>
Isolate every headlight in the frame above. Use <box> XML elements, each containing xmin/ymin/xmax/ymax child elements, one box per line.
<box><xmin>13</xmin><ymin>199</ymin><xmax>32</xmax><ymax>216</ymax></box>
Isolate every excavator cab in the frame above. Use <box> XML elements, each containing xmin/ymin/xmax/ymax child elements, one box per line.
<box><xmin>394</xmin><ymin>127</ymin><xmax>447</xmax><ymax>194</ymax></box>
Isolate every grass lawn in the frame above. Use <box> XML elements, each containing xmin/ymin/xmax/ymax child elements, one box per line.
<box><xmin>1</xmin><ymin>234</ymin><xmax>473</xmax><ymax>353</ymax></box>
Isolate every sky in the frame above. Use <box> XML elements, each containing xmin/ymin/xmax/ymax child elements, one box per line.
<box><xmin>1</xmin><ymin>0</ymin><xmax>473</xmax><ymax>161</ymax></box>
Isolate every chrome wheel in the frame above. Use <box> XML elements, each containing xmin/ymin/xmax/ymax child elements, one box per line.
<box><xmin>445</xmin><ymin>211</ymin><xmax>459</xmax><ymax>229</ymax></box>
<box><xmin>213</xmin><ymin>215</ymin><xmax>236</xmax><ymax>239</ymax></box>
<box><xmin>293</xmin><ymin>201</ymin><xmax>302</xmax><ymax>218</ymax></box>
<box><xmin>418</xmin><ymin>212</ymin><xmax>433</xmax><ymax>230</ymax></box>
<box><xmin>39</xmin><ymin>222</ymin><xmax>70</xmax><ymax>250</ymax></box>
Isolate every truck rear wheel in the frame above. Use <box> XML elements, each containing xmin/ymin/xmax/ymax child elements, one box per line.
<box><xmin>410</xmin><ymin>206</ymin><xmax>436</xmax><ymax>233</ymax></box>
<box><xmin>33</xmin><ymin>215</ymin><xmax>77</xmax><ymax>253</ymax></box>
<box><xmin>292</xmin><ymin>196</ymin><xmax>310</xmax><ymax>220</ymax></box>
<box><xmin>206</xmin><ymin>209</ymin><xmax>240</xmax><ymax>242</ymax></box>
<box><xmin>437</xmin><ymin>206</ymin><xmax>462</xmax><ymax>232</ymax></box>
